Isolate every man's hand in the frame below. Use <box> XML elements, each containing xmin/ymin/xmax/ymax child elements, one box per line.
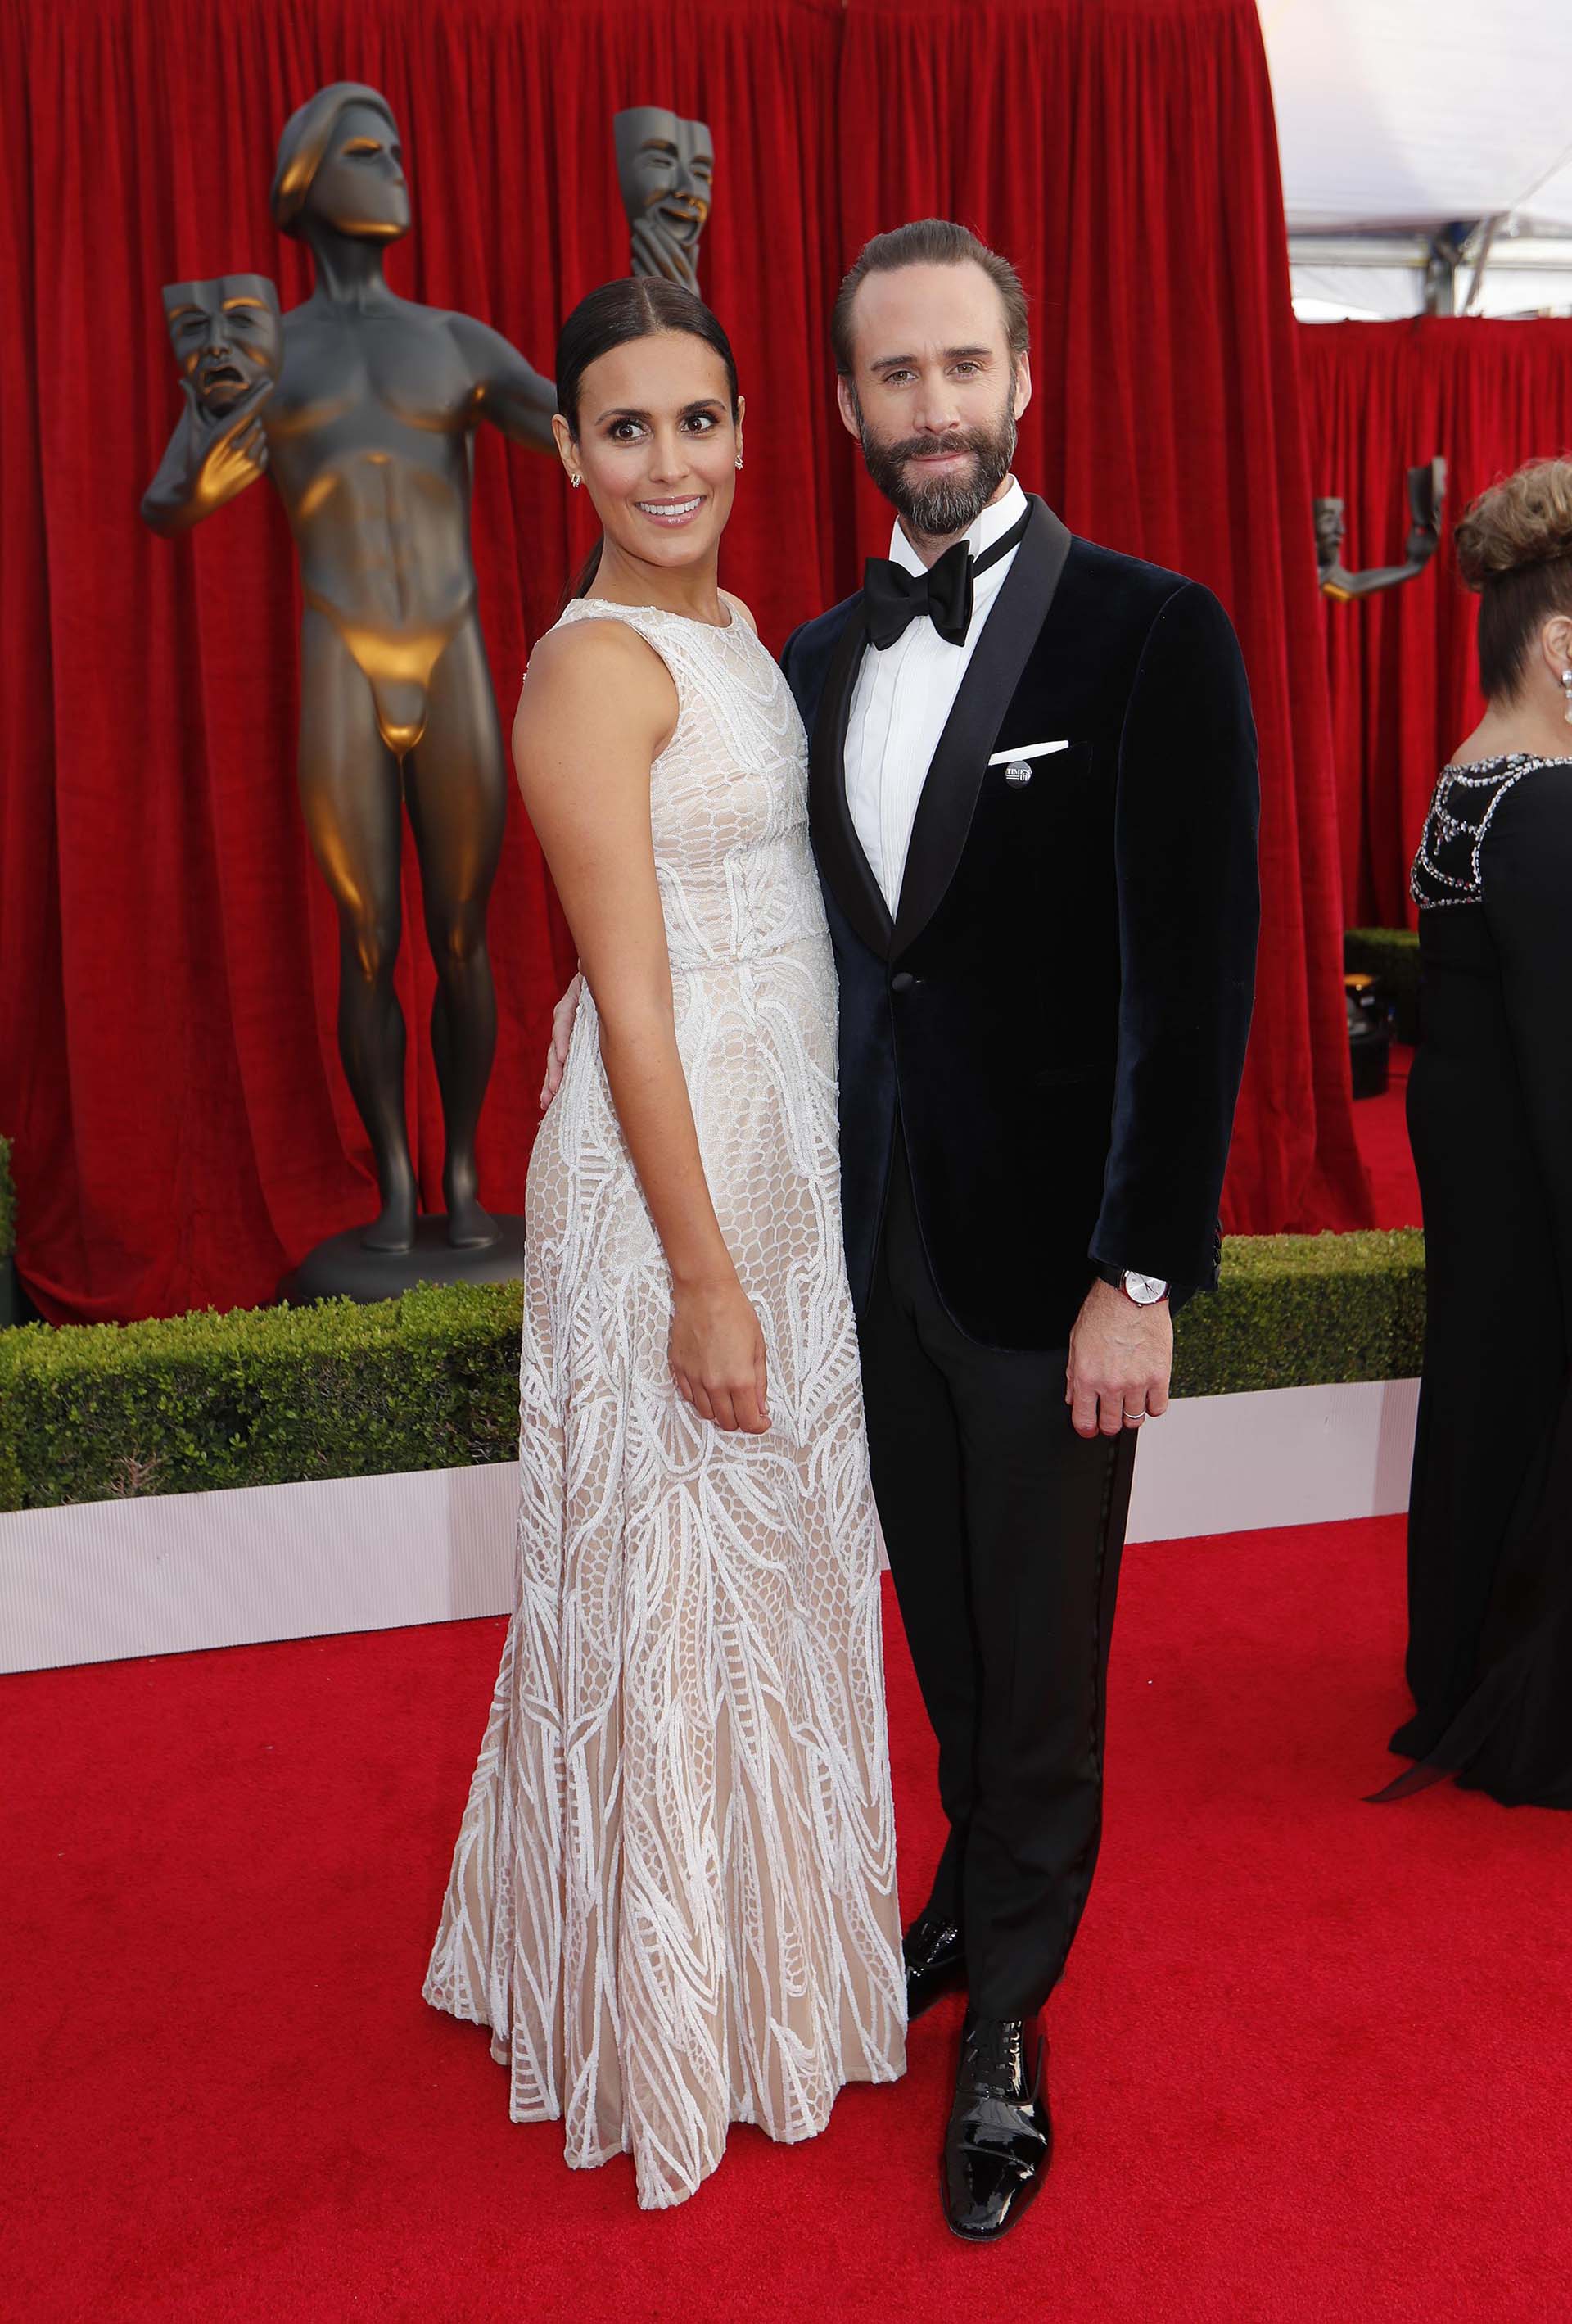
<box><xmin>540</xmin><ymin>974</ymin><xmax>582</xmax><ymax>1110</ymax></box>
<box><xmin>1065</xmin><ymin>1279</ymin><xmax>1172</xmax><ymax>1440</ymax></box>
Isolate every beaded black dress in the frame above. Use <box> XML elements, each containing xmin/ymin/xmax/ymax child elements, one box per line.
<box><xmin>1385</xmin><ymin>752</ymin><xmax>1572</xmax><ymax>1806</ymax></box>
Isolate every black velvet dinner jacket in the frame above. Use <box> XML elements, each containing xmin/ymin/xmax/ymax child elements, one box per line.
<box><xmin>780</xmin><ymin>494</ymin><xmax>1261</xmax><ymax>1352</ymax></box>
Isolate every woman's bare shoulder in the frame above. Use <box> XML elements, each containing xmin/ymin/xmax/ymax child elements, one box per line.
<box><xmin>517</xmin><ymin>613</ymin><xmax>676</xmax><ymax>754</ymax></box>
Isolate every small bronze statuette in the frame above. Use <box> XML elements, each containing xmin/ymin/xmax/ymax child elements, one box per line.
<box><xmin>142</xmin><ymin>83</ymin><xmax>559</xmax><ymax>1290</ymax></box>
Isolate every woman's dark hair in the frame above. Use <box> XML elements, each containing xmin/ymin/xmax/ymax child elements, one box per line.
<box><xmin>556</xmin><ymin>278</ymin><xmax>741</xmax><ymax>603</ymax></box>
<box><xmin>1455</xmin><ymin>456</ymin><xmax>1572</xmax><ymax>701</ymax></box>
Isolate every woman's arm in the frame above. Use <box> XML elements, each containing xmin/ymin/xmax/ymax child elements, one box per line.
<box><xmin>514</xmin><ymin>622</ymin><xmax>770</xmax><ymax>1434</ymax></box>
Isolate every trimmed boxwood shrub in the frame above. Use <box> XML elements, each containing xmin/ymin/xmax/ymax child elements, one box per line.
<box><xmin>1168</xmin><ymin>1229</ymin><xmax>1423</xmax><ymax>1397</ymax></box>
<box><xmin>0</xmin><ymin>1232</ymin><xmax>1426</xmax><ymax>1512</ymax></box>
<box><xmin>1345</xmin><ymin>927</ymin><xmax>1421</xmax><ymax>1045</ymax></box>
<box><xmin>0</xmin><ymin>1282</ymin><xmax>523</xmax><ymax>1512</ymax></box>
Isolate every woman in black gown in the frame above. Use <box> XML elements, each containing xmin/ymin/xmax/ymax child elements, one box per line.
<box><xmin>1387</xmin><ymin>456</ymin><xmax>1572</xmax><ymax>1809</ymax></box>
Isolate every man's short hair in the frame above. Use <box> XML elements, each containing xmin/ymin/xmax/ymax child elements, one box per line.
<box><xmin>831</xmin><ymin>219</ymin><xmax>1029</xmax><ymax>377</ymax></box>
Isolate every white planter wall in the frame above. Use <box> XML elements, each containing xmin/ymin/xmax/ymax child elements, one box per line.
<box><xmin>0</xmin><ymin>1377</ymin><xmax>1421</xmax><ymax>1675</ymax></box>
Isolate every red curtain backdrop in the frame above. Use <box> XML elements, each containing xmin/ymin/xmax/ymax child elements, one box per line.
<box><xmin>1299</xmin><ymin>318</ymin><xmax>1572</xmax><ymax>929</ymax></box>
<box><xmin>0</xmin><ymin>0</ymin><xmax>1368</xmax><ymax>1327</ymax></box>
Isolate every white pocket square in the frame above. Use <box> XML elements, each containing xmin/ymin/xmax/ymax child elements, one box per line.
<box><xmin>987</xmin><ymin>738</ymin><xmax>1071</xmax><ymax>765</ymax></box>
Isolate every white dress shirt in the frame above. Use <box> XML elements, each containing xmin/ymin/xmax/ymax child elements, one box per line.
<box><xmin>845</xmin><ymin>475</ymin><xmax>1029</xmax><ymax>916</ymax></box>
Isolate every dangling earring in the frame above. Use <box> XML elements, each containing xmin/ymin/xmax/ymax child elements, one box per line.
<box><xmin>734</xmin><ymin>452</ymin><xmax>744</xmax><ymax>471</ymax></box>
<box><xmin>1561</xmin><ymin>668</ymin><xmax>1572</xmax><ymax>724</ymax></box>
<box><xmin>568</xmin><ymin>472</ymin><xmax>582</xmax><ymax>491</ymax></box>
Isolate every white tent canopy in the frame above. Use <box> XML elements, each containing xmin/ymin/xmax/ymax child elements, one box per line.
<box><xmin>1258</xmin><ymin>0</ymin><xmax>1572</xmax><ymax>317</ymax></box>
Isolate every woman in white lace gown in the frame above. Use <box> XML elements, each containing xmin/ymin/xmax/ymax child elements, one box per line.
<box><xmin>422</xmin><ymin>280</ymin><xmax>906</xmax><ymax>2208</ymax></box>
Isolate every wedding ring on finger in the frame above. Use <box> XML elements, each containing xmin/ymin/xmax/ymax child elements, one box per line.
<box><xmin>1122</xmin><ymin>1407</ymin><xmax>1147</xmax><ymax>1427</ymax></box>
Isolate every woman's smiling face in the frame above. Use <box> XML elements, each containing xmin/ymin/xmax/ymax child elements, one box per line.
<box><xmin>558</xmin><ymin>331</ymin><xmax>743</xmax><ymax>580</ymax></box>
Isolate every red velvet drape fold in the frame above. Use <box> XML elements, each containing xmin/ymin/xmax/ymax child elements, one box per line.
<box><xmin>0</xmin><ymin>0</ymin><xmax>1368</xmax><ymax>1326</ymax></box>
<box><xmin>1299</xmin><ymin>318</ymin><xmax>1572</xmax><ymax>930</ymax></box>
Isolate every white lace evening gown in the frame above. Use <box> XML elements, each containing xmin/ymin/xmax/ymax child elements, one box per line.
<box><xmin>423</xmin><ymin>592</ymin><xmax>906</xmax><ymax>2209</ymax></box>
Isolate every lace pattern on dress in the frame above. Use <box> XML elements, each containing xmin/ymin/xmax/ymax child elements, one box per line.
<box><xmin>422</xmin><ymin>590</ymin><xmax>906</xmax><ymax>2211</ymax></box>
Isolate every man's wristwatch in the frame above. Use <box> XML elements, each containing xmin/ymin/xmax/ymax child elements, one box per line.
<box><xmin>1095</xmin><ymin>1264</ymin><xmax>1169</xmax><ymax>1306</ymax></box>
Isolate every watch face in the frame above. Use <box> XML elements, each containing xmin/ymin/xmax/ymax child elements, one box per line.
<box><xmin>1125</xmin><ymin>1271</ymin><xmax>1168</xmax><ymax>1305</ymax></box>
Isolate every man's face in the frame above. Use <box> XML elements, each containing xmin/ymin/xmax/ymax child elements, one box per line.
<box><xmin>614</xmin><ymin>107</ymin><xmax>714</xmax><ymax>248</ymax></box>
<box><xmin>837</xmin><ymin>260</ymin><xmax>1030</xmax><ymax>538</ymax></box>
<box><xmin>303</xmin><ymin>102</ymin><xmax>410</xmax><ymax>242</ymax></box>
<box><xmin>161</xmin><ymin>276</ymin><xmax>282</xmax><ymax>414</ymax></box>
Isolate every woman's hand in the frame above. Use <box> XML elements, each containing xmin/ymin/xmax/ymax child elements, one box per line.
<box><xmin>670</xmin><ymin>1277</ymin><xmax>770</xmax><ymax>1434</ymax></box>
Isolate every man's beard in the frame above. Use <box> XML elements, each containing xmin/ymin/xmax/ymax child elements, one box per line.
<box><xmin>858</xmin><ymin>384</ymin><xmax>1018</xmax><ymax>539</ymax></box>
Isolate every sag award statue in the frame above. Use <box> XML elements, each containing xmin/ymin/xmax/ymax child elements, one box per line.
<box><xmin>142</xmin><ymin>84</ymin><xmax>558</xmax><ymax>1299</ymax></box>
<box><xmin>615</xmin><ymin>106</ymin><xmax>714</xmax><ymax>291</ymax></box>
<box><xmin>1316</xmin><ymin>457</ymin><xmax>1448</xmax><ymax>601</ymax></box>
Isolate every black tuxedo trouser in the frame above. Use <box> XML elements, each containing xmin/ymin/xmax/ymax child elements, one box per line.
<box><xmin>860</xmin><ymin>1125</ymin><xmax>1138</xmax><ymax>2019</ymax></box>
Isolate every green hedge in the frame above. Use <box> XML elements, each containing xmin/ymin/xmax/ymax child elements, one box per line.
<box><xmin>1168</xmin><ymin>1229</ymin><xmax>1423</xmax><ymax>1397</ymax></box>
<box><xmin>1344</xmin><ymin>926</ymin><xmax>1421</xmax><ymax>1045</ymax></box>
<box><xmin>0</xmin><ymin>1231</ymin><xmax>1426</xmax><ymax>1512</ymax></box>
<box><xmin>0</xmin><ymin>1282</ymin><xmax>522</xmax><ymax>1512</ymax></box>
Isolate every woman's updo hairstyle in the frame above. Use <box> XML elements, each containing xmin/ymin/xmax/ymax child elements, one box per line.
<box><xmin>555</xmin><ymin>278</ymin><xmax>741</xmax><ymax>603</ymax></box>
<box><xmin>1455</xmin><ymin>456</ymin><xmax>1572</xmax><ymax>702</ymax></box>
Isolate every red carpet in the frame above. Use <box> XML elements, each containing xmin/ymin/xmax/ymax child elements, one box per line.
<box><xmin>6</xmin><ymin>1517</ymin><xmax>1570</xmax><ymax>2324</ymax></box>
<box><xmin>1354</xmin><ymin>1043</ymin><xmax>1422</xmax><ymax>1229</ymax></box>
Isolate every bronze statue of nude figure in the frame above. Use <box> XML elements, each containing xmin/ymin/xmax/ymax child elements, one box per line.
<box><xmin>142</xmin><ymin>82</ymin><xmax>556</xmax><ymax>1261</ymax></box>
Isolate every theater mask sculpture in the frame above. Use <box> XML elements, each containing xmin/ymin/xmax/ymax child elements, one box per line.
<box><xmin>615</xmin><ymin>105</ymin><xmax>714</xmax><ymax>292</ymax></box>
<box><xmin>164</xmin><ymin>274</ymin><xmax>284</xmax><ymax>414</ymax></box>
<box><xmin>1317</xmin><ymin>458</ymin><xmax>1448</xmax><ymax>600</ymax></box>
<box><xmin>142</xmin><ymin>84</ymin><xmax>558</xmax><ymax>1282</ymax></box>
<box><xmin>146</xmin><ymin>275</ymin><xmax>285</xmax><ymax>521</ymax></box>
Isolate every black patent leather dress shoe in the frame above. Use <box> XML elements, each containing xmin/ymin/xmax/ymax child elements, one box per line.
<box><xmin>903</xmin><ymin>1910</ymin><xmax>967</xmax><ymax>2020</ymax></box>
<box><xmin>942</xmin><ymin>2010</ymin><xmax>1053</xmax><ymax>2241</ymax></box>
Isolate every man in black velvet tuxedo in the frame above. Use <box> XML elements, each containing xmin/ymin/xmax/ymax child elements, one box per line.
<box><xmin>781</xmin><ymin>219</ymin><xmax>1259</xmax><ymax>2240</ymax></box>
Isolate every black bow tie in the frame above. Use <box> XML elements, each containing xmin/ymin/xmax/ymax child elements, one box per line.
<box><xmin>862</xmin><ymin>503</ymin><xmax>1031</xmax><ymax>650</ymax></box>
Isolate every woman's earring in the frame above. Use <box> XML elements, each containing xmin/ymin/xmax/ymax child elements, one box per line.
<box><xmin>734</xmin><ymin>452</ymin><xmax>743</xmax><ymax>471</ymax></box>
<box><xmin>567</xmin><ymin>471</ymin><xmax>581</xmax><ymax>490</ymax></box>
<box><xmin>1561</xmin><ymin>668</ymin><xmax>1572</xmax><ymax>724</ymax></box>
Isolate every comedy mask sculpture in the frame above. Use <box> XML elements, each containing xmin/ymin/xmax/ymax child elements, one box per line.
<box><xmin>615</xmin><ymin>106</ymin><xmax>714</xmax><ymax>292</ymax></box>
<box><xmin>142</xmin><ymin>84</ymin><xmax>558</xmax><ymax>1291</ymax></box>
<box><xmin>1317</xmin><ymin>458</ymin><xmax>1448</xmax><ymax>601</ymax></box>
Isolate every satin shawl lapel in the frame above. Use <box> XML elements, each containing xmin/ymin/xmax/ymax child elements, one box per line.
<box><xmin>808</xmin><ymin>602</ymin><xmax>894</xmax><ymax>958</ymax></box>
<box><xmin>892</xmin><ymin>497</ymin><xmax>1074</xmax><ymax>957</ymax></box>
